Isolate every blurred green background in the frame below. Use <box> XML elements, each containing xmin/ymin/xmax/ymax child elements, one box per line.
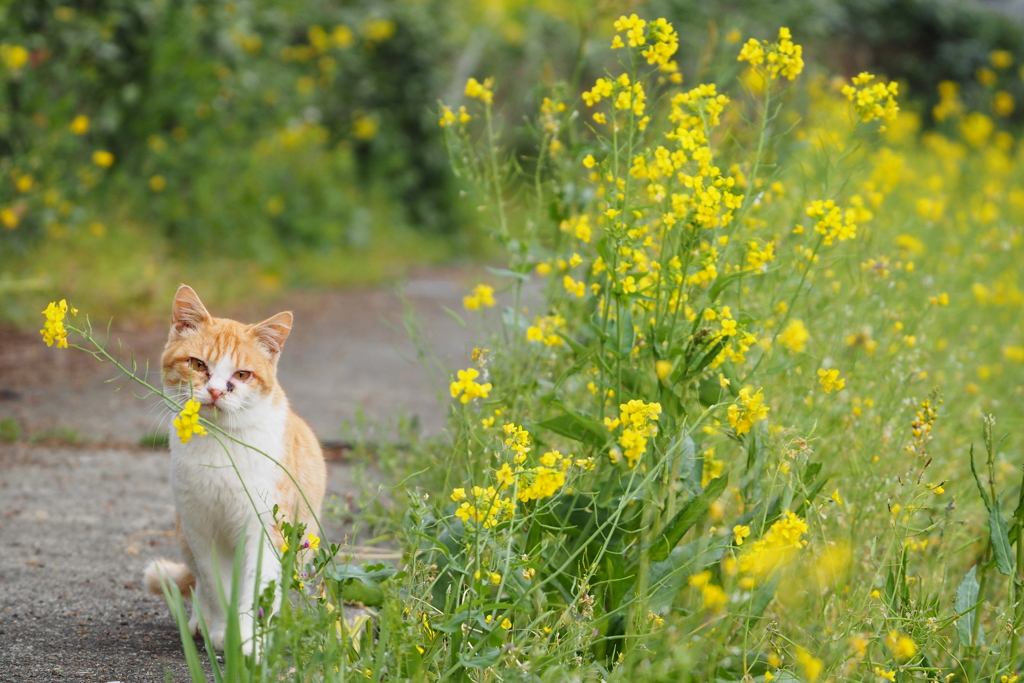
<box><xmin>2</xmin><ymin>0</ymin><xmax>1023</xmax><ymax>324</ymax></box>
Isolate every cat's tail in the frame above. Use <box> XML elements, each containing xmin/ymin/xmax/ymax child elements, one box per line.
<box><xmin>143</xmin><ymin>558</ymin><xmax>196</xmax><ymax>599</ymax></box>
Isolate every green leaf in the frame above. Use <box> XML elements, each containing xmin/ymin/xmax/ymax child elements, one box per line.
<box><xmin>325</xmin><ymin>564</ymin><xmax>394</xmax><ymax>607</ymax></box>
<box><xmin>970</xmin><ymin>444</ymin><xmax>992</xmax><ymax>511</ymax></box>
<box><xmin>460</xmin><ymin>647</ymin><xmax>502</xmax><ymax>668</ymax></box>
<box><xmin>533</xmin><ymin>411</ymin><xmax>609</xmax><ymax>449</ymax></box>
<box><xmin>683</xmin><ymin>340</ymin><xmax>726</xmax><ymax>381</ymax></box>
<box><xmin>486</xmin><ymin>266</ymin><xmax>530</xmax><ymax>281</ymax></box>
<box><xmin>440</xmin><ymin>306</ymin><xmax>467</xmax><ymax>328</ymax></box>
<box><xmin>955</xmin><ymin>565</ymin><xmax>980</xmax><ymax>648</ymax></box>
<box><xmin>990</xmin><ymin>505</ymin><xmax>1015</xmax><ymax>576</ymax></box>
<box><xmin>747</xmin><ymin>574</ymin><xmax>781</xmax><ymax>625</ymax></box>
<box><xmin>556</xmin><ymin>331</ymin><xmax>589</xmax><ymax>356</ymax></box>
<box><xmin>646</xmin><ymin>538</ymin><xmax>725</xmax><ymax>612</ymax></box>
<box><xmin>708</xmin><ymin>269</ymin><xmax>754</xmax><ymax>301</ymax></box>
<box><xmin>608</xmin><ymin>304</ymin><xmax>635</xmax><ymax>358</ymax></box>
<box><xmin>650</xmin><ymin>475</ymin><xmax>728</xmax><ymax>563</ymax></box>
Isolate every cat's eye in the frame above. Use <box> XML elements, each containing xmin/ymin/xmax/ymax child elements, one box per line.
<box><xmin>188</xmin><ymin>358</ymin><xmax>207</xmax><ymax>372</ymax></box>
<box><xmin>234</xmin><ymin>370</ymin><xmax>251</xmax><ymax>381</ymax></box>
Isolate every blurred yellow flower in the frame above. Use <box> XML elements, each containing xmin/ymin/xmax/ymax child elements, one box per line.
<box><xmin>795</xmin><ymin>649</ymin><xmax>822</xmax><ymax>682</ymax></box>
<box><xmin>1</xmin><ymin>207</ymin><xmax>18</xmax><ymax>229</ymax></box>
<box><xmin>886</xmin><ymin>631</ymin><xmax>917</xmax><ymax>660</ymax></box>
<box><xmin>363</xmin><ymin>19</ymin><xmax>396</xmax><ymax>43</ymax></box>
<box><xmin>0</xmin><ymin>44</ymin><xmax>29</xmax><ymax>71</ymax></box>
<box><xmin>70</xmin><ymin>115</ymin><xmax>90</xmax><ymax>135</ymax></box>
<box><xmin>465</xmin><ymin>77</ymin><xmax>495</xmax><ymax>105</ymax></box>
<box><xmin>992</xmin><ymin>49</ymin><xmax>1013</xmax><ymax>69</ymax></box>
<box><xmin>817</xmin><ymin>368</ymin><xmax>846</xmax><ymax>393</ymax></box>
<box><xmin>352</xmin><ymin>115</ymin><xmax>378</xmax><ymax>140</ymax></box>
<box><xmin>92</xmin><ymin>150</ymin><xmax>114</xmax><ymax>168</ymax></box>
<box><xmin>149</xmin><ymin>175</ymin><xmax>166</xmax><ymax>192</ymax></box>
<box><xmin>994</xmin><ymin>90</ymin><xmax>1015</xmax><ymax>117</ymax></box>
<box><xmin>778</xmin><ymin>319</ymin><xmax>809</xmax><ymax>353</ymax></box>
<box><xmin>464</xmin><ymin>284</ymin><xmax>495</xmax><ymax>310</ymax></box>
<box><xmin>329</xmin><ymin>26</ymin><xmax>353</xmax><ymax>49</ymax></box>
<box><xmin>449</xmin><ymin>367</ymin><xmax>492</xmax><ymax>403</ymax></box>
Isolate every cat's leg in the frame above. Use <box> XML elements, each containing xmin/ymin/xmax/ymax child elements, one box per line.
<box><xmin>181</xmin><ymin>523</ymin><xmax>229</xmax><ymax>649</ymax></box>
<box><xmin>237</xmin><ymin>526</ymin><xmax>282</xmax><ymax>659</ymax></box>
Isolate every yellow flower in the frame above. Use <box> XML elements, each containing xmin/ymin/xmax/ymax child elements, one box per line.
<box><xmin>465</xmin><ymin>77</ymin><xmax>495</xmax><ymax>105</ymax></box>
<box><xmin>817</xmin><ymin>368</ymin><xmax>846</xmax><ymax>393</ymax></box>
<box><xmin>727</xmin><ymin>387</ymin><xmax>769</xmax><ymax>435</ymax></box>
<box><xmin>173</xmin><ymin>398</ymin><xmax>208</xmax><ymax>444</ymax></box>
<box><xmin>795</xmin><ymin>648</ymin><xmax>822</xmax><ymax>682</ymax></box>
<box><xmin>1</xmin><ymin>206</ymin><xmax>18</xmax><ymax>229</ymax></box>
<box><xmin>0</xmin><ymin>44</ymin><xmax>29</xmax><ymax>71</ymax></box>
<box><xmin>500</xmin><ymin>617</ymin><xmax>512</xmax><ymax>629</ymax></box>
<box><xmin>583</xmin><ymin>154</ymin><xmax>596</xmax><ymax>168</ymax></box>
<box><xmin>450</xmin><ymin>487</ymin><xmax>466</xmax><ymax>502</ymax></box>
<box><xmin>362</xmin><ymin>19</ymin><xmax>396</xmax><ymax>43</ymax></box>
<box><xmin>15</xmin><ymin>174</ymin><xmax>32</xmax><ymax>193</ymax></box>
<box><xmin>874</xmin><ymin>667</ymin><xmax>896</xmax><ymax>682</ymax></box>
<box><xmin>352</xmin><ymin>115</ymin><xmax>378</xmax><ymax>140</ymax></box>
<box><xmin>70</xmin><ymin>115</ymin><xmax>90</xmax><ymax>135</ymax></box>
<box><xmin>840</xmin><ymin>72</ymin><xmax>900</xmax><ymax>123</ymax></box>
<box><xmin>40</xmin><ymin>299</ymin><xmax>76</xmax><ymax>348</ymax></box>
<box><xmin>305</xmin><ymin>533</ymin><xmax>320</xmax><ymax>550</ymax></box>
<box><xmin>149</xmin><ymin>175</ymin><xmax>167</xmax><ymax>192</ymax></box>
<box><xmin>778</xmin><ymin>319</ymin><xmax>809</xmax><ymax>353</ymax></box>
<box><xmin>449</xmin><ymin>367</ymin><xmax>492</xmax><ymax>403</ymax></box>
<box><xmin>886</xmin><ymin>631</ymin><xmax>917</xmax><ymax>660</ymax></box>
<box><xmin>92</xmin><ymin>150</ymin><xmax>115</xmax><ymax>168</ymax></box>
<box><xmin>733</xmin><ymin>525</ymin><xmax>751</xmax><ymax>546</ymax></box>
<box><xmin>332</xmin><ymin>25</ymin><xmax>354</xmax><ymax>48</ymax></box>
<box><xmin>992</xmin><ymin>49</ymin><xmax>1014</xmax><ymax>69</ymax></box>
<box><xmin>463</xmin><ymin>283</ymin><xmax>496</xmax><ymax>310</ymax></box>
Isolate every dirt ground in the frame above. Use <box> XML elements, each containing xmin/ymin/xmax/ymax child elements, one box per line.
<box><xmin>0</xmin><ymin>269</ymin><xmax>498</xmax><ymax>681</ymax></box>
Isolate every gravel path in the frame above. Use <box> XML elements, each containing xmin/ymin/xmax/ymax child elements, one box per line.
<box><xmin>0</xmin><ymin>445</ymin><xmax>371</xmax><ymax>681</ymax></box>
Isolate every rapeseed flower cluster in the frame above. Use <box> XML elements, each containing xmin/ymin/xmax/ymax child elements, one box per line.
<box><xmin>906</xmin><ymin>392</ymin><xmax>941</xmax><ymax>457</ymax></box>
<box><xmin>806</xmin><ymin>199</ymin><xmax>858</xmax><ymax>245</ymax></box>
<box><xmin>463</xmin><ymin>283</ymin><xmax>495</xmax><ymax>310</ymax></box>
<box><xmin>526</xmin><ymin>314</ymin><xmax>565</xmax><ymax>346</ymax></box>
<box><xmin>606</xmin><ymin>400</ymin><xmax>662</xmax><ymax>468</ymax></box>
<box><xmin>465</xmin><ymin>77</ymin><xmax>494</xmax><ymax>105</ymax></box>
<box><xmin>452</xmin><ymin>485</ymin><xmax>514</xmax><ymax>529</ymax></box>
<box><xmin>736</xmin><ymin>27</ymin><xmax>804</xmax><ymax>81</ymax></box>
<box><xmin>727</xmin><ymin>387</ymin><xmax>769</xmax><ymax>435</ymax></box>
<box><xmin>174</xmin><ymin>398</ymin><xmax>207</xmax><ymax>444</ymax></box>
<box><xmin>40</xmin><ymin>299</ymin><xmax>75</xmax><ymax>348</ymax></box>
<box><xmin>449</xmin><ymin>368</ymin><xmax>492</xmax><ymax>403</ymax></box>
<box><xmin>841</xmin><ymin>72</ymin><xmax>899</xmax><ymax>123</ymax></box>
<box><xmin>734</xmin><ymin>511</ymin><xmax>808</xmax><ymax>581</ymax></box>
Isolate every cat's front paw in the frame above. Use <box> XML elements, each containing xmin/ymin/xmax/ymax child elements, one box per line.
<box><xmin>188</xmin><ymin>614</ymin><xmax>201</xmax><ymax>637</ymax></box>
<box><xmin>240</xmin><ymin>637</ymin><xmax>262</xmax><ymax>662</ymax></box>
<box><xmin>206</xmin><ymin>628</ymin><xmax>226</xmax><ymax>651</ymax></box>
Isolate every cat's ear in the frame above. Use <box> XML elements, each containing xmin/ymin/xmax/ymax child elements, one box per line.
<box><xmin>171</xmin><ymin>285</ymin><xmax>211</xmax><ymax>336</ymax></box>
<box><xmin>252</xmin><ymin>311</ymin><xmax>293</xmax><ymax>357</ymax></box>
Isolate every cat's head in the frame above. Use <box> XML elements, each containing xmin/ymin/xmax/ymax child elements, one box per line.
<box><xmin>161</xmin><ymin>285</ymin><xmax>292</xmax><ymax>415</ymax></box>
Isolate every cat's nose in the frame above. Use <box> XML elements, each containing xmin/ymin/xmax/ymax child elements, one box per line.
<box><xmin>208</xmin><ymin>388</ymin><xmax>224</xmax><ymax>403</ymax></box>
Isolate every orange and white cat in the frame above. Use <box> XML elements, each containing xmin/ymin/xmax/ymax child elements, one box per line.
<box><xmin>143</xmin><ymin>285</ymin><xmax>325</xmax><ymax>655</ymax></box>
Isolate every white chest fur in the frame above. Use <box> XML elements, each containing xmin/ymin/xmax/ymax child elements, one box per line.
<box><xmin>168</xmin><ymin>399</ymin><xmax>287</xmax><ymax>551</ymax></box>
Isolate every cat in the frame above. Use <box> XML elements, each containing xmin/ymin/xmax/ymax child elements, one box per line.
<box><xmin>143</xmin><ymin>285</ymin><xmax>326</xmax><ymax>655</ymax></box>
